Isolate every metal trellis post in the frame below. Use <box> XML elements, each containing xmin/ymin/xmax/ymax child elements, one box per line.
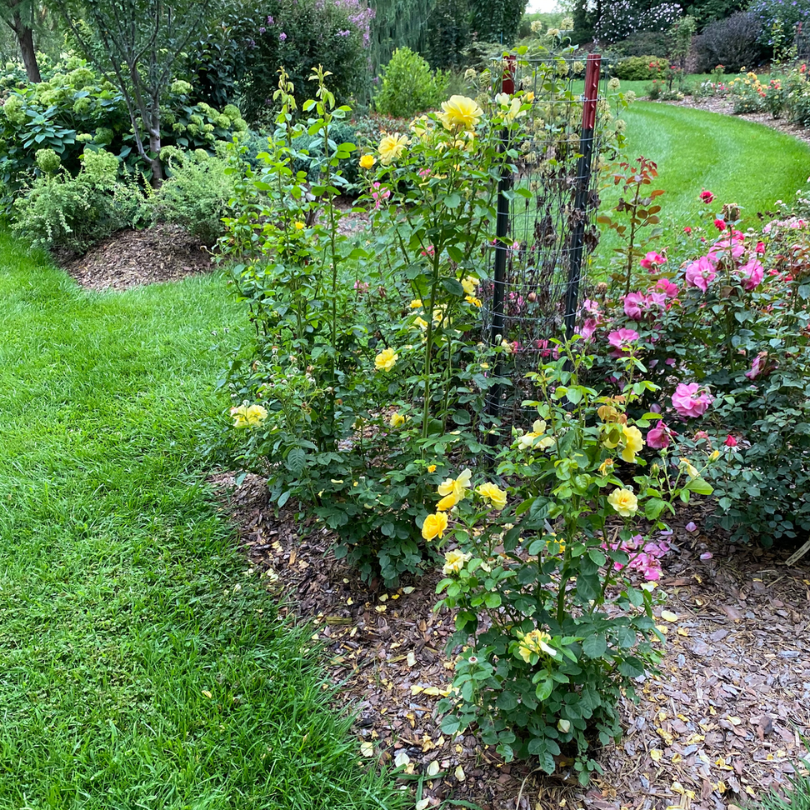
<box><xmin>564</xmin><ymin>53</ymin><xmax>601</xmax><ymax>341</ymax></box>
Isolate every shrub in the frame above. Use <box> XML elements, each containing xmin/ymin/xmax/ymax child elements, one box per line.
<box><xmin>151</xmin><ymin>147</ymin><xmax>235</xmax><ymax>245</ymax></box>
<box><xmin>750</xmin><ymin>0</ymin><xmax>810</xmax><ymax>45</ymax></box>
<box><xmin>614</xmin><ymin>56</ymin><xmax>669</xmax><ymax>80</ymax></box>
<box><xmin>188</xmin><ymin>0</ymin><xmax>372</xmax><ymax>125</ymax></box>
<box><xmin>374</xmin><ymin>48</ymin><xmax>449</xmax><ymax>119</ymax></box>
<box><xmin>12</xmin><ymin>148</ymin><xmax>149</xmax><ymax>253</ymax></box>
<box><xmin>0</xmin><ymin>55</ymin><xmax>247</xmax><ymax>209</ymax></box>
<box><xmin>693</xmin><ymin>12</ymin><xmax>764</xmax><ymax>73</ymax></box>
<box><xmin>610</xmin><ymin>31</ymin><xmax>672</xmax><ymax>57</ymax></box>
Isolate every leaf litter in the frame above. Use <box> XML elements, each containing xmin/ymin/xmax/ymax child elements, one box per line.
<box><xmin>211</xmin><ymin>472</ymin><xmax>810</xmax><ymax>809</ymax></box>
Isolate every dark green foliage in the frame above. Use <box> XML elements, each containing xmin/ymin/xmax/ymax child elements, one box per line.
<box><xmin>368</xmin><ymin>0</ymin><xmax>435</xmax><ymax>73</ymax></box>
<box><xmin>293</xmin><ymin>121</ymin><xmax>362</xmax><ymax>187</ymax></box>
<box><xmin>426</xmin><ymin>0</ymin><xmax>470</xmax><ymax>69</ymax></box>
<box><xmin>614</xmin><ymin>55</ymin><xmax>669</xmax><ymax>80</ymax></box>
<box><xmin>682</xmin><ymin>0</ymin><xmax>746</xmax><ymax>29</ymax></box>
<box><xmin>189</xmin><ymin>0</ymin><xmax>370</xmax><ymax>125</ymax></box>
<box><xmin>374</xmin><ymin>47</ymin><xmax>448</xmax><ymax>118</ymax></box>
<box><xmin>610</xmin><ymin>31</ymin><xmax>672</xmax><ymax>57</ymax></box>
<box><xmin>693</xmin><ymin>11</ymin><xmax>764</xmax><ymax>72</ymax></box>
<box><xmin>469</xmin><ymin>0</ymin><xmax>526</xmax><ymax>44</ymax></box>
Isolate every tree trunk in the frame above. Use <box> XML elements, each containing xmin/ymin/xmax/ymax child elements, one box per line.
<box><xmin>149</xmin><ymin>130</ymin><xmax>164</xmax><ymax>187</ymax></box>
<box><xmin>12</xmin><ymin>12</ymin><xmax>41</xmax><ymax>83</ymax></box>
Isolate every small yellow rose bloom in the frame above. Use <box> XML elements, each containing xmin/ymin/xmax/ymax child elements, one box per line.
<box><xmin>598</xmin><ymin>458</ymin><xmax>614</xmax><ymax>476</ymax></box>
<box><xmin>378</xmin><ymin>133</ymin><xmax>409</xmax><ymax>164</ymax></box>
<box><xmin>437</xmin><ymin>469</ymin><xmax>472</xmax><ymax>501</ymax></box>
<box><xmin>517</xmin><ymin>629</ymin><xmax>556</xmax><ymax>662</ymax></box>
<box><xmin>413</xmin><ymin>316</ymin><xmax>429</xmax><ymax>330</ymax></box>
<box><xmin>422</xmin><ymin>512</ymin><xmax>449</xmax><ymax>541</ymax></box>
<box><xmin>427</xmin><ymin>464</ymin><xmax>437</xmax><ymax>473</ymax></box>
<box><xmin>461</xmin><ymin>276</ymin><xmax>479</xmax><ymax>295</ymax></box>
<box><xmin>294</xmin><ymin>221</ymin><xmax>306</xmax><ymax>230</ymax></box>
<box><xmin>680</xmin><ymin>458</ymin><xmax>699</xmax><ymax>479</ymax></box>
<box><xmin>375</xmin><ymin>347</ymin><xmax>398</xmax><ymax>372</ymax></box>
<box><xmin>442</xmin><ymin>549</ymin><xmax>471</xmax><ymax>576</ymax></box>
<box><xmin>476</xmin><ymin>482</ymin><xmax>507</xmax><ymax>509</ymax></box>
<box><xmin>620</xmin><ymin>425</ymin><xmax>645</xmax><ymax>463</ymax></box>
<box><xmin>608</xmin><ymin>488</ymin><xmax>638</xmax><ymax>517</ymax></box>
<box><xmin>709</xmin><ymin>450</ymin><xmax>720</xmax><ymax>462</ymax></box>
<box><xmin>359</xmin><ymin>154</ymin><xmax>376</xmax><ymax>169</ymax></box>
<box><xmin>389</xmin><ymin>412</ymin><xmax>406</xmax><ymax>427</ymax></box>
<box><xmin>409</xmin><ymin>299</ymin><xmax>423</xmax><ymax>308</ymax></box>
<box><xmin>436</xmin><ymin>492</ymin><xmax>459</xmax><ymax>511</ymax></box>
<box><xmin>465</xmin><ymin>295</ymin><xmax>482</xmax><ymax>307</ymax></box>
<box><xmin>231</xmin><ymin>403</ymin><xmax>268</xmax><ymax>428</ymax></box>
<box><xmin>438</xmin><ymin>95</ymin><xmax>483</xmax><ymax>131</ymax></box>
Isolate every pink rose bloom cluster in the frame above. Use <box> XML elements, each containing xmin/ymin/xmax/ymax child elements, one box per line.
<box><xmin>684</xmin><ymin>229</ymin><xmax>765</xmax><ymax>293</ymax></box>
<box><xmin>607</xmin><ymin>327</ymin><xmax>639</xmax><ymax>356</ymax></box>
<box><xmin>623</xmin><ymin>290</ymin><xmax>668</xmax><ymax>320</ymax></box>
<box><xmin>763</xmin><ymin>217</ymin><xmax>806</xmax><ymax>234</ymax></box>
<box><xmin>640</xmin><ymin>251</ymin><xmax>667</xmax><ymax>271</ymax></box>
<box><xmin>671</xmin><ymin>382</ymin><xmax>714</xmax><ymax>419</ymax></box>
<box><xmin>602</xmin><ymin>533</ymin><xmax>671</xmax><ymax>581</ymax></box>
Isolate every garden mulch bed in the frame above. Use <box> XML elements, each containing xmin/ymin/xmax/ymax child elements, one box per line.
<box><xmin>659</xmin><ymin>95</ymin><xmax>810</xmax><ymax>148</ymax></box>
<box><xmin>58</xmin><ymin>223</ymin><xmax>212</xmax><ymax>292</ymax></box>
<box><xmin>210</xmin><ymin>471</ymin><xmax>810</xmax><ymax>810</ymax></box>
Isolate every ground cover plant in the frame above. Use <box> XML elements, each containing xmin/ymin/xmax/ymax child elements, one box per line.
<box><xmin>0</xmin><ymin>233</ymin><xmax>402</xmax><ymax>809</ymax></box>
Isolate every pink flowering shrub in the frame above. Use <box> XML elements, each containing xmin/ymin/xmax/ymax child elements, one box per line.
<box><xmin>584</xmin><ymin>187</ymin><xmax>810</xmax><ymax>545</ymax></box>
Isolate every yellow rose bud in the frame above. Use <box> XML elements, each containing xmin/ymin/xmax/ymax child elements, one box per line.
<box><xmin>359</xmin><ymin>154</ymin><xmax>376</xmax><ymax>169</ymax></box>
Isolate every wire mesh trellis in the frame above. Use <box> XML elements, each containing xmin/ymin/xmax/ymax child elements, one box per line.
<box><xmin>482</xmin><ymin>53</ymin><xmax>606</xmax><ymax>430</ymax></box>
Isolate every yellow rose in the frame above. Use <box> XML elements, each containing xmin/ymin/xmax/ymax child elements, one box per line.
<box><xmin>359</xmin><ymin>154</ymin><xmax>376</xmax><ymax>169</ymax></box>
<box><xmin>422</xmin><ymin>512</ymin><xmax>449</xmax><ymax>541</ymax></box>
<box><xmin>598</xmin><ymin>458</ymin><xmax>614</xmax><ymax>476</ymax></box>
<box><xmin>442</xmin><ymin>549</ymin><xmax>471</xmax><ymax>576</ymax></box>
<box><xmin>375</xmin><ymin>347</ymin><xmax>398</xmax><ymax>372</ymax></box>
<box><xmin>390</xmin><ymin>412</ymin><xmax>406</xmax><ymax>427</ymax></box>
<box><xmin>680</xmin><ymin>458</ymin><xmax>699</xmax><ymax>479</ymax></box>
<box><xmin>709</xmin><ymin>450</ymin><xmax>720</xmax><ymax>462</ymax></box>
<box><xmin>378</xmin><ymin>133</ymin><xmax>409</xmax><ymax>165</ymax></box>
<box><xmin>427</xmin><ymin>464</ymin><xmax>437</xmax><ymax>473</ymax></box>
<box><xmin>230</xmin><ymin>403</ymin><xmax>268</xmax><ymax>428</ymax></box>
<box><xmin>476</xmin><ymin>482</ymin><xmax>507</xmax><ymax>510</ymax></box>
<box><xmin>436</xmin><ymin>492</ymin><xmax>459</xmax><ymax>511</ymax></box>
<box><xmin>409</xmin><ymin>299</ymin><xmax>423</xmax><ymax>308</ymax></box>
<box><xmin>608</xmin><ymin>488</ymin><xmax>638</xmax><ymax>517</ymax></box>
<box><xmin>438</xmin><ymin>95</ymin><xmax>483</xmax><ymax>131</ymax></box>
<box><xmin>517</xmin><ymin>629</ymin><xmax>556</xmax><ymax>662</ymax></box>
<box><xmin>516</xmin><ymin>419</ymin><xmax>553</xmax><ymax>451</ymax></box>
<box><xmin>465</xmin><ymin>295</ymin><xmax>482</xmax><ymax>307</ymax></box>
<box><xmin>461</xmin><ymin>275</ymin><xmax>479</xmax><ymax>295</ymax></box>
<box><xmin>294</xmin><ymin>221</ymin><xmax>306</xmax><ymax>230</ymax></box>
<box><xmin>620</xmin><ymin>425</ymin><xmax>645</xmax><ymax>463</ymax></box>
<box><xmin>413</xmin><ymin>316</ymin><xmax>429</xmax><ymax>330</ymax></box>
<box><xmin>437</xmin><ymin>469</ymin><xmax>472</xmax><ymax>501</ymax></box>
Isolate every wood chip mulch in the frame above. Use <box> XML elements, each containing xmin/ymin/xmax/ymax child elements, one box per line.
<box><xmin>209</xmin><ymin>471</ymin><xmax>810</xmax><ymax>810</ymax></box>
<box><xmin>657</xmin><ymin>95</ymin><xmax>810</xmax><ymax>148</ymax></box>
<box><xmin>58</xmin><ymin>222</ymin><xmax>212</xmax><ymax>292</ymax></box>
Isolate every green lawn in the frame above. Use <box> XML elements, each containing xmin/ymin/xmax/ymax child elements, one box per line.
<box><xmin>0</xmin><ymin>233</ymin><xmax>400</xmax><ymax>809</ymax></box>
<box><xmin>606</xmin><ymin>101</ymin><xmax>810</xmax><ymax>233</ymax></box>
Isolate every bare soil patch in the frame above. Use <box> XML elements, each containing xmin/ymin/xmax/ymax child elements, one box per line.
<box><xmin>58</xmin><ymin>223</ymin><xmax>212</xmax><ymax>292</ymax></box>
<box><xmin>210</xmin><ymin>472</ymin><xmax>810</xmax><ymax>810</ymax></box>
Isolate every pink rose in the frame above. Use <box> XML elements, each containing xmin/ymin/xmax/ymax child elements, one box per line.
<box><xmin>672</xmin><ymin>382</ymin><xmax>714</xmax><ymax>419</ymax></box>
<box><xmin>607</xmin><ymin>328</ymin><xmax>640</xmax><ymax>356</ymax></box>
<box><xmin>745</xmin><ymin>352</ymin><xmax>773</xmax><ymax>380</ymax></box>
<box><xmin>738</xmin><ymin>257</ymin><xmax>764</xmax><ymax>291</ymax></box>
<box><xmin>685</xmin><ymin>256</ymin><xmax>717</xmax><ymax>292</ymax></box>
<box><xmin>647</xmin><ymin>421</ymin><xmax>671</xmax><ymax>449</ymax></box>
<box><xmin>700</xmin><ymin>190</ymin><xmax>714</xmax><ymax>204</ymax></box>
<box><xmin>623</xmin><ymin>291</ymin><xmax>646</xmax><ymax>320</ymax></box>
<box><xmin>714</xmin><ymin>218</ymin><xmax>726</xmax><ymax>231</ymax></box>
<box><xmin>655</xmin><ymin>278</ymin><xmax>679</xmax><ymax>298</ymax></box>
<box><xmin>640</xmin><ymin>251</ymin><xmax>666</xmax><ymax>271</ymax></box>
<box><xmin>579</xmin><ymin>318</ymin><xmax>599</xmax><ymax>341</ymax></box>
<box><xmin>756</xmin><ymin>241</ymin><xmax>765</xmax><ymax>255</ymax></box>
<box><xmin>724</xmin><ymin>434</ymin><xmax>738</xmax><ymax>447</ymax></box>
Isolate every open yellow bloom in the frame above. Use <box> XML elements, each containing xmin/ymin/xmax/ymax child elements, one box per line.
<box><xmin>438</xmin><ymin>469</ymin><xmax>472</xmax><ymax>501</ymax></box>
<box><xmin>378</xmin><ymin>133</ymin><xmax>409</xmax><ymax>164</ymax></box>
<box><xmin>436</xmin><ymin>492</ymin><xmax>459</xmax><ymax>511</ymax></box>
<box><xmin>409</xmin><ymin>299</ymin><xmax>423</xmax><ymax>308</ymax></box>
<box><xmin>438</xmin><ymin>95</ymin><xmax>483</xmax><ymax>131</ymax></box>
<box><xmin>422</xmin><ymin>512</ymin><xmax>449</xmax><ymax>541</ymax></box>
<box><xmin>476</xmin><ymin>482</ymin><xmax>507</xmax><ymax>510</ymax></box>
<box><xmin>427</xmin><ymin>464</ymin><xmax>437</xmax><ymax>473</ymax></box>
<box><xmin>608</xmin><ymin>488</ymin><xmax>638</xmax><ymax>517</ymax></box>
<box><xmin>294</xmin><ymin>221</ymin><xmax>306</xmax><ymax>230</ymax></box>
<box><xmin>442</xmin><ymin>549</ymin><xmax>471</xmax><ymax>576</ymax></box>
<box><xmin>461</xmin><ymin>275</ymin><xmax>479</xmax><ymax>295</ymax></box>
<box><xmin>389</xmin><ymin>412</ymin><xmax>406</xmax><ymax>427</ymax></box>
<box><xmin>359</xmin><ymin>154</ymin><xmax>376</xmax><ymax>169</ymax></box>
<box><xmin>517</xmin><ymin>419</ymin><xmax>554</xmax><ymax>451</ymax></box>
<box><xmin>465</xmin><ymin>295</ymin><xmax>482</xmax><ymax>307</ymax></box>
<box><xmin>620</xmin><ymin>425</ymin><xmax>645</xmax><ymax>463</ymax></box>
<box><xmin>375</xmin><ymin>347</ymin><xmax>398</xmax><ymax>372</ymax></box>
<box><xmin>517</xmin><ymin>629</ymin><xmax>556</xmax><ymax>662</ymax></box>
<box><xmin>413</xmin><ymin>316</ymin><xmax>429</xmax><ymax>330</ymax></box>
<box><xmin>231</xmin><ymin>403</ymin><xmax>268</xmax><ymax>429</ymax></box>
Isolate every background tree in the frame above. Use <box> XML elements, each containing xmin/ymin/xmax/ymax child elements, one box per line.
<box><xmin>426</xmin><ymin>0</ymin><xmax>469</xmax><ymax>69</ymax></box>
<box><xmin>1</xmin><ymin>0</ymin><xmax>43</xmax><ymax>81</ymax></box>
<box><xmin>469</xmin><ymin>0</ymin><xmax>526</xmax><ymax>44</ymax></box>
<box><xmin>51</xmin><ymin>0</ymin><xmax>218</xmax><ymax>183</ymax></box>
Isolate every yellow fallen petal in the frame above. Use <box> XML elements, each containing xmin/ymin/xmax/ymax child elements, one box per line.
<box><xmin>360</xmin><ymin>741</ymin><xmax>374</xmax><ymax>757</ymax></box>
<box><xmin>650</xmin><ymin>749</ymin><xmax>663</xmax><ymax>762</ymax></box>
<box><xmin>661</xmin><ymin>610</ymin><xmax>679</xmax><ymax>623</ymax></box>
